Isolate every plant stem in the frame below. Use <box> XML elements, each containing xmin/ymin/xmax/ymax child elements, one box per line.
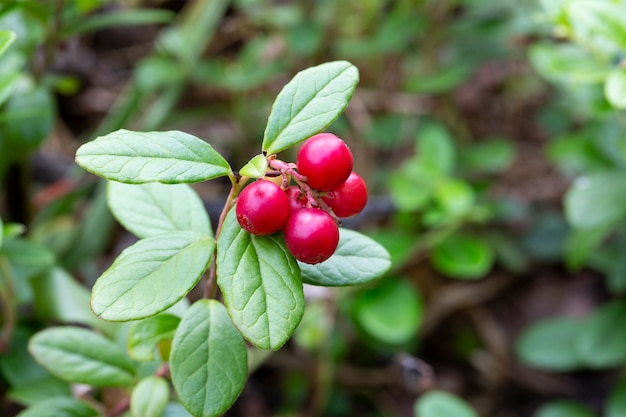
<box><xmin>204</xmin><ymin>174</ymin><xmax>247</xmax><ymax>299</ymax></box>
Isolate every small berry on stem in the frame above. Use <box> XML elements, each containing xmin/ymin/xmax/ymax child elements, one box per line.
<box><xmin>236</xmin><ymin>180</ymin><xmax>290</xmax><ymax>235</ymax></box>
<box><xmin>283</xmin><ymin>208</ymin><xmax>340</xmax><ymax>264</ymax></box>
<box><xmin>296</xmin><ymin>133</ymin><xmax>353</xmax><ymax>191</ymax></box>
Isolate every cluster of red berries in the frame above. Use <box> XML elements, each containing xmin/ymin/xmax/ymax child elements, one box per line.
<box><xmin>235</xmin><ymin>133</ymin><xmax>368</xmax><ymax>264</ymax></box>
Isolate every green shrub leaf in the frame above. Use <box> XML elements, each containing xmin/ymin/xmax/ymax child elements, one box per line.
<box><xmin>75</xmin><ymin>129</ymin><xmax>232</xmax><ymax>184</ymax></box>
<box><xmin>516</xmin><ymin>317</ymin><xmax>584</xmax><ymax>372</ymax></box>
<box><xmin>131</xmin><ymin>376</ymin><xmax>170</xmax><ymax>417</ymax></box>
<box><xmin>352</xmin><ymin>278</ymin><xmax>422</xmax><ymax>345</ymax></box>
<box><xmin>299</xmin><ymin>229</ymin><xmax>391</xmax><ymax>286</ymax></box>
<box><xmin>217</xmin><ymin>209</ymin><xmax>304</xmax><ymax>350</ymax></box>
<box><xmin>431</xmin><ymin>233</ymin><xmax>494</xmax><ymax>279</ymax></box>
<box><xmin>91</xmin><ymin>232</ymin><xmax>214</xmax><ymax>321</ymax></box>
<box><xmin>565</xmin><ymin>172</ymin><xmax>626</xmax><ymax>229</ymax></box>
<box><xmin>0</xmin><ymin>30</ymin><xmax>16</xmax><ymax>57</ymax></box>
<box><xmin>128</xmin><ymin>314</ymin><xmax>181</xmax><ymax>361</ymax></box>
<box><xmin>605</xmin><ymin>68</ymin><xmax>626</xmax><ymax>109</ymax></box>
<box><xmin>239</xmin><ymin>154</ymin><xmax>268</xmax><ymax>178</ymax></box>
<box><xmin>262</xmin><ymin>61</ymin><xmax>359</xmax><ymax>154</ymax></box>
<box><xmin>414</xmin><ymin>390</ymin><xmax>479</xmax><ymax>417</ymax></box>
<box><xmin>16</xmin><ymin>396</ymin><xmax>100</xmax><ymax>417</ymax></box>
<box><xmin>108</xmin><ymin>181</ymin><xmax>212</xmax><ymax>238</ymax></box>
<box><xmin>170</xmin><ymin>300</ymin><xmax>247</xmax><ymax>417</ymax></box>
<box><xmin>28</xmin><ymin>327</ymin><xmax>135</xmax><ymax>387</ymax></box>
<box><xmin>577</xmin><ymin>301</ymin><xmax>626</xmax><ymax>368</ymax></box>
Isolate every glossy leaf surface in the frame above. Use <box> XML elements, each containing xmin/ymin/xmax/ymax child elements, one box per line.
<box><xmin>170</xmin><ymin>300</ymin><xmax>247</xmax><ymax>417</ymax></box>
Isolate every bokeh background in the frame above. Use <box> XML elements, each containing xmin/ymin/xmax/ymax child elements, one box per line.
<box><xmin>2</xmin><ymin>1</ymin><xmax>626</xmax><ymax>416</ymax></box>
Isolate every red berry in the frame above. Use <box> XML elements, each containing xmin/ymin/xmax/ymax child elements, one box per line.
<box><xmin>236</xmin><ymin>180</ymin><xmax>290</xmax><ymax>235</ymax></box>
<box><xmin>296</xmin><ymin>133</ymin><xmax>353</xmax><ymax>191</ymax></box>
<box><xmin>322</xmin><ymin>172</ymin><xmax>368</xmax><ymax>218</ymax></box>
<box><xmin>285</xmin><ymin>185</ymin><xmax>308</xmax><ymax>211</ymax></box>
<box><xmin>284</xmin><ymin>208</ymin><xmax>339</xmax><ymax>264</ymax></box>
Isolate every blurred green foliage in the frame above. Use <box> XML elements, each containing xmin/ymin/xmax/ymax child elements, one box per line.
<box><xmin>2</xmin><ymin>0</ymin><xmax>626</xmax><ymax>416</ymax></box>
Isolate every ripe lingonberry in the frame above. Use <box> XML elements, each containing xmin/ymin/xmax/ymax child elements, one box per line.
<box><xmin>284</xmin><ymin>208</ymin><xmax>339</xmax><ymax>264</ymax></box>
<box><xmin>285</xmin><ymin>185</ymin><xmax>308</xmax><ymax>212</ymax></box>
<box><xmin>296</xmin><ymin>133</ymin><xmax>353</xmax><ymax>191</ymax></box>
<box><xmin>322</xmin><ymin>172</ymin><xmax>368</xmax><ymax>218</ymax></box>
<box><xmin>236</xmin><ymin>180</ymin><xmax>290</xmax><ymax>235</ymax></box>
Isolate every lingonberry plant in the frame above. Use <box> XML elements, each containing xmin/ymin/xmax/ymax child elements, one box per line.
<box><xmin>24</xmin><ymin>61</ymin><xmax>391</xmax><ymax>417</ymax></box>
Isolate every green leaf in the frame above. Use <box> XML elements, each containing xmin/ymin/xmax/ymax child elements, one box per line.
<box><xmin>63</xmin><ymin>9</ymin><xmax>174</xmax><ymax>37</ymax></box>
<box><xmin>0</xmin><ymin>30</ymin><xmax>16</xmax><ymax>56</ymax></box>
<box><xmin>431</xmin><ymin>233</ymin><xmax>494</xmax><ymax>279</ymax></box>
<box><xmin>128</xmin><ymin>314</ymin><xmax>180</xmax><ymax>361</ymax></box>
<box><xmin>607</xmin><ymin>378</ymin><xmax>626</xmax><ymax>417</ymax></box>
<box><xmin>3</xmin><ymin>86</ymin><xmax>55</xmax><ymax>150</ymax></box>
<box><xmin>170</xmin><ymin>300</ymin><xmax>247</xmax><ymax>417</ymax></box>
<box><xmin>75</xmin><ymin>129</ymin><xmax>232</xmax><ymax>184</ymax></box>
<box><xmin>577</xmin><ymin>301</ymin><xmax>626</xmax><ymax>369</ymax></box>
<box><xmin>91</xmin><ymin>232</ymin><xmax>214</xmax><ymax>321</ymax></box>
<box><xmin>564</xmin><ymin>225</ymin><xmax>611</xmax><ymax>270</ymax></box>
<box><xmin>0</xmin><ymin>327</ymin><xmax>70</xmax><ymax>406</ymax></box>
<box><xmin>460</xmin><ymin>138</ymin><xmax>514</xmax><ymax>174</ymax></box>
<box><xmin>162</xmin><ymin>403</ymin><xmax>193</xmax><ymax>417</ymax></box>
<box><xmin>414</xmin><ymin>390</ymin><xmax>479</xmax><ymax>417</ymax></box>
<box><xmin>533</xmin><ymin>400</ymin><xmax>597</xmax><ymax>417</ymax></box>
<box><xmin>605</xmin><ymin>68</ymin><xmax>626</xmax><ymax>109</ymax></box>
<box><xmin>16</xmin><ymin>397</ymin><xmax>100</xmax><ymax>417</ymax></box>
<box><xmin>217</xmin><ymin>209</ymin><xmax>304</xmax><ymax>350</ymax></box>
<box><xmin>239</xmin><ymin>154</ymin><xmax>268</xmax><ymax>178</ymax></box>
<box><xmin>131</xmin><ymin>376</ymin><xmax>170</xmax><ymax>417</ymax></box>
<box><xmin>31</xmin><ymin>268</ymin><xmax>107</xmax><ymax>333</ymax></box>
<box><xmin>352</xmin><ymin>278</ymin><xmax>422</xmax><ymax>345</ymax></box>
<box><xmin>1</xmin><ymin>237</ymin><xmax>55</xmax><ymax>281</ymax></box>
<box><xmin>0</xmin><ymin>72</ymin><xmax>19</xmax><ymax>107</ymax></box>
<box><xmin>28</xmin><ymin>326</ymin><xmax>135</xmax><ymax>387</ymax></box>
<box><xmin>417</xmin><ymin>121</ymin><xmax>456</xmax><ymax>175</ymax></box>
<box><xmin>135</xmin><ymin>56</ymin><xmax>184</xmax><ymax>92</ymax></box>
<box><xmin>262</xmin><ymin>61</ymin><xmax>359</xmax><ymax>154</ymax></box>
<box><xmin>515</xmin><ymin>317</ymin><xmax>584</xmax><ymax>372</ymax></box>
<box><xmin>299</xmin><ymin>229</ymin><xmax>391</xmax><ymax>286</ymax></box>
<box><xmin>433</xmin><ymin>179</ymin><xmax>475</xmax><ymax>218</ymax></box>
<box><xmin>565</xmin><ymin>172</ymin><xmax>626</xmax><ymax>229</ymax></box>
<box><xmin>108</xmin><ymin>181</ymin><xmax>212</xmax><ymax>239</ymax></box>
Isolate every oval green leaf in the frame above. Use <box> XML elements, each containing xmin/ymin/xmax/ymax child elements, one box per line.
<box><xmin>16</xmin><ymin>396</ymin><xmax>100</xmax><ymax>417</ymax></box>
<box><xmin>128</xmin><ymin>314</ymin><xmax>181</xmax><ymax>361</ymax></box>
<box><xmin>28</xmin><ymin>327</ymin><xmax>135</xmax><ymax>387</ymax></box>
<box><xmin>170</xmin><ymin>300</ymin><xmax>247</xmax><ymax>417</ymax></box>
<box><xmin>577</xmin><ymin>301</ymin><xmax>626</xmax><ymax>369</ymax></box>
<box><xmin>414</xmin><ymin>390</ymin><xmax>479</xmax><ymax>417</ymax></box>
<box><xmin>533</xmin><ymin>400</ymin><xmax>597</xmax><ymax>417</ymax></box>
<box><xmin>515</xmin><ymin>317</ymin><xmax>584</xmax><ymax>372</ymax></box>
<box><xmin>0</xmin><ymin>30</ymin><xmax>16</xmax><ymax>57</ymax></box>
<box><xmin>91</xmin><ymin>232</ymin><xmax>214</xmax><ymax>321</ymax></box>
<box><xmin>431</xmin><ymin>233</ymin><xmax>494</xmax><ymax>279</ymax></box>
<box><xmin>262</xmin><ymin>61</ymin><xmax>359</xmax><ymax>154</ymax></box>
<box><xmin>299</xmin><ymin>228</ymin><xmax>391</xmax><ymax>286</ymax></box>
<box><xmin>352</xmin><ymin>278</ymin><xmax>422</xmax><ymax>345</ymax></box>
<box><xmin>131</xmin><ymin>376</ymin><xmax>170</xmax><ymax>417</ymax></box>
<box><xmin>75</xmin><ymin>129</ymin><xmax>232</xmax><ymax>184</ymax></box>
<box><xmin>606</xmin><ymin>68</ymin><xmax>626</xmax><ymax>109</ymax></box>
<box><xmin>239</xmin><ymin>154</ymin><xmax>268</xmax><ymax>178</ymax></box>
<box><xmin>565</xmin><ymin>172</ymin><xmax>626</xmax><ymax>230</ymax></box>
<box><xmin>217</xmin><ymin>209</ymin><xmax>304</xmax><ymax>350</ymax></box>
<box><xmin>108</xmin><ymin>181</ymin><xmax>212</xmax><ymax>238</ymax></box>
<box><xmin>4</xmin><ymin>86</ymin><xmax>55</xmax><ymax>150</ymax></box>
